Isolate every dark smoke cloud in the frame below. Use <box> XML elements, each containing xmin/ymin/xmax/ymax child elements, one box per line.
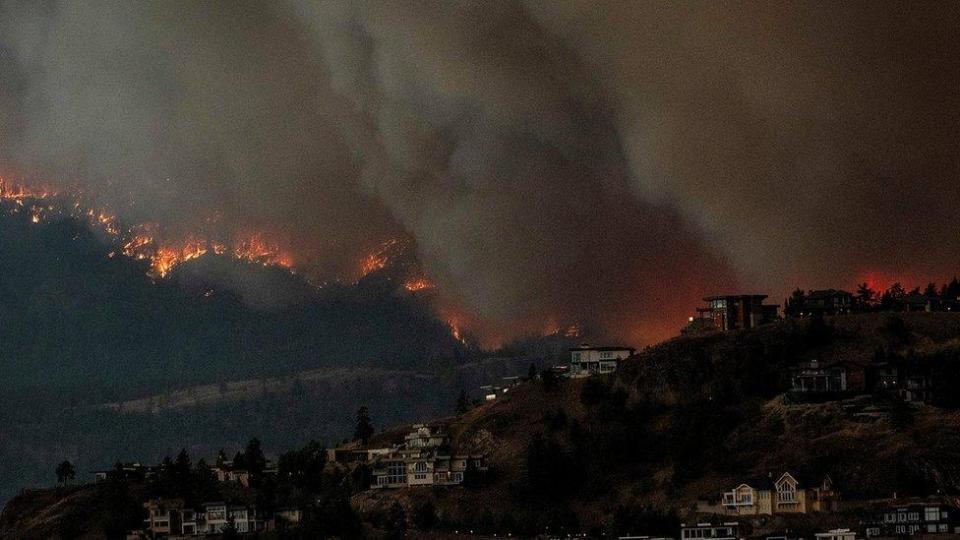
<box><xmin>1</xmin><ymin>1</ymin><xmax>956</xmax><ymax>345</ymax></box>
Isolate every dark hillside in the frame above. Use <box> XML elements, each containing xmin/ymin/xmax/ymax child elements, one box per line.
<box><xmin>0</xmin><ymin>208</ymin><xmax>468</xmax><ymax>399</ymax></box>
<box><xmin>355</xmin><ymin>313</ymin><xmax>960</xmax><ymax>537</ymax></box>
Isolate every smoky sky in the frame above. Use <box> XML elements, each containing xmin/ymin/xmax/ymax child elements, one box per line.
<box><xmin>0</xmin><ymin>1</ymin><xmax>958</xmax><ymax>345</ymax></box>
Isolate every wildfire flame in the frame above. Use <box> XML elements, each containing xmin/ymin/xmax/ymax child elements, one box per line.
<box><xmin>358</xmin><ymin>238</ymin><xmax>402</xmax><ymax>279</ymax></box>
<box><xmin>2</xmin><ymin>175</ymin><xmax>491</xmax><ymax>344</ymax></box>
<box><xmin>449</xmin><ymin>319</ymin><xmax>466</xmax><ymax>345</ymax></box>
<box><xmin>1</xmin><ymin>176</ymin><xmax>294</xmax><ymax>279</ymax></box>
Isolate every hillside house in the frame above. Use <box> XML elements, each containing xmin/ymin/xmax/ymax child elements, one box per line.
<box><xmin>790</xmin><ymin>360</ymin><xmax>850</xmax><ymax>394</ymax></box>
<box><xmin>701</xmin><ymin>472</ymin><xmax>838</xmax><ymax>516</ymax></box>
<box><xmin>372</xmin><ymin>451</ymin><xmax>485</xmax><ymax>488</ymax></box>
<box><xmin>210</xmin><ymin>460</ymin><xmax>277</xmax><ymax>486</ymax></box>
<box><xmin>480</xmin><ymin>384</ymin><xmax>504</xmax><ymax>401</ymax></box>
<box><xmin>568</xmin><ymin>345</ymin><xmax>635</xmax><ymax>377</ymax></box>
<box><xmin>136</xmin><ymin>499</ymin><xmax>264</xmax><ymax>536</ymax></box>
<box><xmin>866</xmin><ymin>360</ymin><xmax>933</xmax><ymax>403</ymax></box>
<box><xmin>143</xmin><ymin>499</ymin><xmax>185</xmax><ymax>537</ymax></box>
<box><xmin>201</xmin><ymin>502</ymin><xmax>261</xmax><ymax>534</ymax></box>
<box><xmin>92</xmin><ymin>462</ymin><xmax>159</xmax><ymax>483</ymax></box>
<box><xmin>803</xmin><ymin>290</ymin><xmax>855</xmax><ymax>316</ymax></box>
<box><xmin>693</xmin><ymin>295</ymin><xmax>779</xmax><ymax>332</ymax></box>
<box><xmin>369</xmin><ymin>424</ymin><xmax>486</xmax><ymax>489</ymax></box>
<box><xmin>680</xmin><ymin>522</ymin><xmax>739</xmax><ymax>540</ymax></box>
<box><xmin>404</xmin><ymin>424</ymin><xmax>450</xmax><ymax>449</ymax></box>
<box><xmin>815</xmin><ymin>529</ymin><xmax>856</xmax><ymax>540</ymax></box>
<box><xmin>275</xmin><ymin>508</ymin><xmax>303</xmax><ymax>527</ymax></box>
<box><xmin>897</xmin><ymin>294</ymin><xmax>960</xmax><ymax>313</ymax></box>
<box><xmin>861</xmin><ymin>499</ymin><xmax>960</xmax><ymax>537</ymax></box>
<box><xmin>179</xmin><ymin>508</ymin><xmax>199</xmax><ymax>536</ymax></box>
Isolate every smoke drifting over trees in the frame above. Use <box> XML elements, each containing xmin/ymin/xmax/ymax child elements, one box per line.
<box><xmin>0</xmin><ymin>1</ymin><xmax>957</xmax><ymax>344</ymax></box>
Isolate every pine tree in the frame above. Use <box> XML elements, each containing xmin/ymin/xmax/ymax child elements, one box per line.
<box><xmin>856</xmin><ymin>282</ymin><xmax>876</xmax><ymax>309</ymax></box>
<box><xmin>55</xmin><ymin>460</ymin><xmax>75</xmax><ymax>486</ymax></box>
<box><xmin>456</xmin><ymin>389</ymin><xmax>470</xmax><ymax>415</ymax></box>
<box><xmin>175</xmin><ymin>448</ymin><xmax>191</xmax><ymax>478</ymax></box>
<box><xmin>353</xmin><ymin>406</ymin><xmax>374</xmax><ymax>445</ymax></box>
<box><xmin>244</xmin><ymin>437</ymin><xmax>266</xmax><ymax>475</ymax></box>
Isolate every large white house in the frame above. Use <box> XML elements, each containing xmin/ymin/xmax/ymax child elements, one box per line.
<box><xmin>370</xmin><ymin>424</ymin><xmax>486</xmax><ymax>489</ymax></box>
<box><xmin>568</xmin><ymin>345</ymin><xmax>634</xmax><ymax>377</ymax></box>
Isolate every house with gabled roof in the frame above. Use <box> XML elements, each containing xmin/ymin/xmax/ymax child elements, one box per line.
<box><xmin>700</xmin><ymin>471</ymin><xmax>838</xmax><ymax>516</ymax></box>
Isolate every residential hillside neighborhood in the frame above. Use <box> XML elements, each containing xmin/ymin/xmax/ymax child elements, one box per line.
<box><xmin>7</xmin><ymin>281</ymin><xmax>960</xmax><ymax>539</ymax></box>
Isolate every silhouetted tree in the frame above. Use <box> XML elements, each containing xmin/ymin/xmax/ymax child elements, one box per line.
<box><xmin>924</xmin><ymin>282</ymin><xmax>939</xmax><ymax>297</ymax></box>
<box><xmin>353</xmin><ymin>406</ymin><xmax>374</xmax><ymax>445</ymax></box>
<box><xmin>175</xmin><ymin>448</ymin><xmax>191</xmax><ymax>478</ymax></box>
<box><xmin>784</xmin><ymin>288</ymin><xmax>807</xmax><ymax>316</ymax></box>
<box><xmin>943</xmin><ymin>277</ymin><xmax>960</xmax><ymax>300</ymax></box>
<box><xmin>277</xmin><ymin>440</ymin><xmax>327</xmax><ymax>493</ymax></box>
<box><xmin>856</xmin><ymin>282</ymin><xmax>877</xmax><ymax>309</ymax></box>
<box><xmin>55</xmin><ymin>460</ymin><xmax>75</xmax><ymax>486</ymax></box>
<box><xmin>455</xmin><ymin>389</ymin><xmax>470</xmax><ymax>415</ymax></box>
<box><xmin>881</xmin><ymin>282</ymin><xmax>907</xmax><ymax>310</ymax></box>
<box><xmin>244</xmin><ymin>437</ymin><xmax>267</xmax><ymax>475</ymax></box>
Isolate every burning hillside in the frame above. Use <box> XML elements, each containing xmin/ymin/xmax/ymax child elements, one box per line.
<box><xmin>1</xmin><ymin>177</ymin><xmax>297</xmax><ymax>280</ymax></box>
<box><xmin>0</xmin><ymin>176</ymin><xmax>479</xmax><ymax>344</ymax></box>
<box><xmin>0</xmin><ymin>176</ymin><xmax>586</xmax><ymax>348</ymax></box>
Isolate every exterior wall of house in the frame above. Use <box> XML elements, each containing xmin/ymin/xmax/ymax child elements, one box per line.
<box><xmin>713</xmin><ymin>474</ymin><xmax>837</xmax><ymax>518</ymax></box>
<box><xmin>202</xmin><ymin>503</ymin><xmax>228</xmax><ymax>534</ymax></box>
<box><xmin>756</xmin><ymin>490</ymin><xmax>773</xmax><ymax>515</ymax></box>
<box><xmin>722</xmin><ymin>485</ymin><xmax>772</xmax><ymax>516</ymax></box>
<box><xmin>696</xmin><ymin>295</ymin><xmax>777</xmax><ymax>332</ymax></box>
<box><xmin>863</xmin><ymin>503</ymin><xmax>960</xmax><ymax>537</ymax></box>
<box><xmin>815</xmin><ymin>529</ymin><xmax>856</xmax><ymax>540</ymax></box>
<box><xmin>569</xmin><ymin>347</ymin><xmax>633</xmax><ymax>377</ymax></box>
<box><xmin>681</xmin><ymin>523</ymin><xmax>739</xmax><ymax>540</ymax></box>
<box><xmin>370</xmin><ymin>423</ymin><xmax>486</xmax><ymax>489</ymax></box>
<box><xmin>774</xmin><ymin>474</ymin><xmax>807</xmax><ymax>514</ymax></box>
<box><xmin>408</xmin><ymin>460</ymin><xmax>435</xmax><ymax>485</ymax></box>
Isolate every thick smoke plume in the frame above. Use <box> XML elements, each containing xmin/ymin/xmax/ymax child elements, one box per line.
<box><xmin>0</xmin><ymin>1</ymin><xmax>957</xmax><ymax>345</ymax></box>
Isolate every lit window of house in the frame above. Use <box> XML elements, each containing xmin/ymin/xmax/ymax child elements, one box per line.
<box><xmin>925</xmin><ymin>507</ymin><xmax>940</xmax><ymax>521</ymax></box>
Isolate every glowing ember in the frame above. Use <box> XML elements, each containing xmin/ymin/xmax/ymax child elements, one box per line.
<box><xmin>404</xmin><ymin>278</ymin><xmax>434</xmax><ymax>292</ymax></box>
